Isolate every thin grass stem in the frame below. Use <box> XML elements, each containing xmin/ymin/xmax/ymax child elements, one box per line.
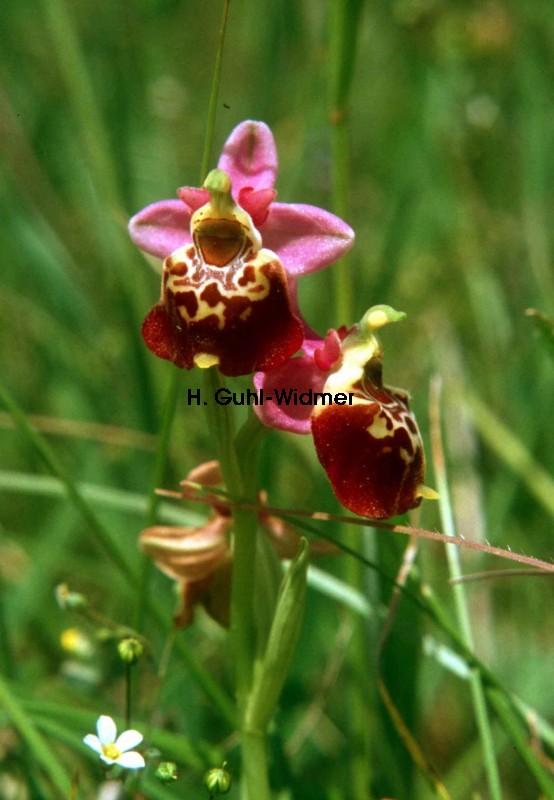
<box><xmin>200</xmin><ymin>0</ymin><xmax>231</xmax><ymax>183</ymax></box>
<box><xmin>430</xmin><ymin>376</ymin><xmax>502</xmax><ymax>800</ymax></box>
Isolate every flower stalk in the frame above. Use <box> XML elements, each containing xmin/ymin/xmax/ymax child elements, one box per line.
<box><xmin>131</xmin><ymin>113</ymin><xmax>354</xmax><ymax>798</ymax></box>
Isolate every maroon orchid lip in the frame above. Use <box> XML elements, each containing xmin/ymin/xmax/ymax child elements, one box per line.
<box><xmin>311</xmin><ymin>387</ymin><xmax>425</xmax><ymax>519</ymax></box>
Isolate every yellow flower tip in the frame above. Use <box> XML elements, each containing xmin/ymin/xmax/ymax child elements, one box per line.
<box><xmin>193</xmin><ymin>352</ymin><xmax>220</xmax><ymax>369</ymax></box>
<box><xmin>416</xmin><ymin>484</ymin><xmax>440</xmax><ymax>501</ymax></box>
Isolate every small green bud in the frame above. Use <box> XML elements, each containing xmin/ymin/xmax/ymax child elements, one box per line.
<box><xmin>204</xmin><ymin>763</ymin><xmax>231</xmax><ymax>795</ymax></box>
<box><xmin>155</xmin><ymin>761</ymin><xmax>178</xmax><ymax>783</ymax></box>
<box><xmin>55</xmin><ymin>583</ymin><xmax>89</xmax><ymax>612</ymax></box>
<box><xmin>117</xmin><ymin>636</ymin><xmax>144</xmax><ymax>665</ymax></box>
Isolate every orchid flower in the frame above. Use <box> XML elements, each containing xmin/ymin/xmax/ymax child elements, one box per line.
<box><xmin>83</xmin><ymin>716</ymin><xmax>145</xmax><ymax>769</ymax></box>
<box><xmin>140</xmin><ymin>461</ymin><xmax>336</xmax><ymax>626</ymax></box>
<box><xmin>255</xmin><ymin>307</ymin><xmax>433</xmax><ymax>520</ymax></box>
<box><xmin>129</xmin><ymin>120</ymin><xmax>354</xmax><ymax>376</ymax></box>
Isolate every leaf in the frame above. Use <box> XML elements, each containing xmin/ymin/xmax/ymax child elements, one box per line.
<box><xmin>245</xmin><ymin>539</ymin><xmax>309</xmax><ymax>732</ymax></box>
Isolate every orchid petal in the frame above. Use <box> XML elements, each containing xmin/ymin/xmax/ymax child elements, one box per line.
<box><xmin>313</xmin><ymin>330</ymin><xmax>343</xmax><ymax>371</ymax></box>
<box><xmin>262</xmin><ymin>202</ymin><xmax>354</xmax><ymax>276</ymax></box>
<box><xmin>238</xmin><ymin>186</ymin><xmax>276</xmax><ymax>227</ymax></box>
<box><xmin>178</xmin><ymin>186</ymin><xmax>210</xmax><ymax>211</ymax></box>
<box><xmin>116</xmin><ymin>751</ymin><xmax>145</xmax><ymax>769</ymax></box>
<box><xmin>253</xmin><ymin>357</ymin><xmax>327</xmax><ymax>434</ymax></box>
<box><xmin>218</xmin><ymin>120</ymin><xmax>278</xmax><ymax>192</ymax></box>
<box><xmin>83</xmin><ymin>734</ymin><xmax>102</xmax><ymax>754</ymax></box>
<box><xmin>115</xmin><ymin>729</ymin><xmax>143</xmax><ymax>752</ymax></box>
<box><xmin>128</xmin><ymin>200</ymin><xmax>192</xmax><ymax>260</ymax></box>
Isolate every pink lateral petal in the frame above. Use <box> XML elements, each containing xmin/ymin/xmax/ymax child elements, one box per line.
<box><xmin>313</xmin><ymin>329</ymin><xmax>343</xmax><ymax>371</ymax></box>
<box><xmin>178</xmin><ymin>186</ymin><xmax>210</xmax><ymax>211</ymax></box>
<box><xmin>238</xmin><ymin>187</ymin><xmax>276</xmax><ymax>227</ymax></box>
<box><xmin>253</xmin><ymin>356</ymin><xmax>327</xmax><ymax>434</ymax></box>
<box><xmin>218</xmin><ymin>121</ymin><xmax>278</xmax><ymax>192</ymax></box>
<box><xmin>128</xmin><ymin>200</ymin><xmax>193</xmax><ymax>260</ymax></box>
<box><xmin>261</xmin><ymin>202</ymin><xmax>355</xmax><ymax>276</ymax></box>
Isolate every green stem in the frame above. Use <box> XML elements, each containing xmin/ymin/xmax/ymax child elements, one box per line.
<box><xmin>201</xmin><ymin>370</ymin><xmax>268</xmax><ymax>797</ymax></box>
<box><xmin>200</xmin><ymin>0</ymin><xmax>231</xmax><ymax>182</ymax></box>
<box><xmin>242</xmin><ymin>729</ymin><xmax>271</xmax><ymax>800</ymax></box>
<box><xmin>125</xmin><ymin>663</ymin><xmax>132</xmax><ymax>728</ymax></box>
<box><xmin>230</xmin><ymin>506</ymin><xmax>259</xmax><ymax>707</ymax></box>
<box><xmin>430</xmin><ymin>378</ymin><xmax>502</xmax><ymax>800</ymax></box>
<box><xmin>329</xmin><ymin>0</ymin><xmax>363</xmax><ymax>324</ymax></box>
<box><xmin>328</xmin><ymin>2</ymin><xmax>371</xmax><ymax>795</ymax></box>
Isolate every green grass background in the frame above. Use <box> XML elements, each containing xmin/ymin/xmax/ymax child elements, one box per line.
<box><xmin>2</xmin><ymin>0</ymin><xmax>554</xmax><ymax>798</ymax></box>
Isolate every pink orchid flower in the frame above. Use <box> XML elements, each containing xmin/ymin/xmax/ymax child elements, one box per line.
<box><xmin>255</xmin><ymin>307</ymin><xmax>432</xmax><ymax>520</ymax></box>
<box><xmin>129</xmin><ymin>121</ymin><xmax>354</xmax><ymax>376</ymax></box>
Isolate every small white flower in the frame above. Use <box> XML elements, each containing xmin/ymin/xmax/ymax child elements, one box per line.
<box><xmin>84</xmin><ymin>715</ymin><xmax>145</xmax><ymax>769</ymax></box>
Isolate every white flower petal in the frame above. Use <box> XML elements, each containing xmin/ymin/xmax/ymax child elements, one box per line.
<box><xmin>116</xmin><ymin>751</ymin><xmax>145</xmax><ymax>769</ymax></box>
<box><xmin>97</xmin><ymin>715</ymin><xmax>117</xmax><ymax>745</ymax></box>
<box><xmin>115</xmin><ymin>729</ymin><xmax>143</xmax><ymax>752</ymax></box>
<box><xmin>83</xmin><ymin>734</ymin><xmax>102</xmax><ymax>754</ymax></box>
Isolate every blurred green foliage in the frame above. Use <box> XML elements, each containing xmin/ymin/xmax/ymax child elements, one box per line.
<box><xmin>2</xmin><ymin>0</ymin><xmax>554</xmax><ymax>798</ymax></box>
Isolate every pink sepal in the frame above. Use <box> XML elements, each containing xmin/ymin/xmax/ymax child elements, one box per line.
<box><xmin>217</xmin><ymin>120</ymin><xmax>278</xmax><ymax>192</ymax></box>
<box><xmin>128</xmin><ymin>200</ymin><xmax>192</xmax><ymax>260</ymax></box>
<box><xmin>261</xmin><ymin>202</ymin><xmax>354</xmax><ymax>276</ymax></box>
<box><xmin>253</xmin><ymin>356</ymin><xmax>327</xmax><ymax>434</ymax></box>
